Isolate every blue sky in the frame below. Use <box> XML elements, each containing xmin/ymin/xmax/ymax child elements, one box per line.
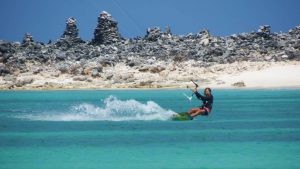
<box><xmin>1</xmin><ymin>0</ymin><xmax>299</xmax><ymax>42</ymax></box>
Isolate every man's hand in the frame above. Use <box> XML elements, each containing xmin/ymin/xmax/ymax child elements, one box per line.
<box><xmin>193</xmin><ymin>88</ymin><xmax>197</xmax><ymax>93</ymax></box>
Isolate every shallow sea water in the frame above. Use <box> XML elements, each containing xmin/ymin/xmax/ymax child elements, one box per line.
<box><xmin>0</xmin><ymin>89</ymin><xmax>299</xmax><ymax>169</ymax></box>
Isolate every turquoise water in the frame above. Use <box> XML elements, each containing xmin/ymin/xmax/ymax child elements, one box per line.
<box><xmin>0</xmin><ymin>89</ymin><xmax>300</xmax><ymax>169</ymax></box>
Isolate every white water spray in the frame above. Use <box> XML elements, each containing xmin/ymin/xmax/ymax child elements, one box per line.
<box><xmin>16</xmin><ymin>96</ymin><xmax>176</xmax><ymax>121</ymax></box>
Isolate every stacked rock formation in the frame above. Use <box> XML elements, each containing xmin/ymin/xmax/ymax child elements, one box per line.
<box><xmin>92</xmin><ymin>11</ymin><xmax>121</xmax><ymax>45</ymax></box>
<box><xmin>62</xmin><ymin>17</ymin><xmax>79</xmax><ymax>38</ymax></box>
<box><xmin>56</xmin><ymin>17</ymin><xmax>84</xmax><ymax>49</ymax></box>
<box><xmin>258</xmin><ymin>25</ymin><xmax>271</xmax><ymax>34</ymax></box>
<box><xmin>22</xmin><ymin>33</ymin><xmax>34</xmax><ymax>47</ymax></box>
<box><xmin>145</xmin><ymin>27</ymin><xmax>163</xmax><ymax>41</ymax></box>
<box><xmin>145</xmin><ymin>27</ymin><xmax>173</xmax><ymax>41</ymax></box>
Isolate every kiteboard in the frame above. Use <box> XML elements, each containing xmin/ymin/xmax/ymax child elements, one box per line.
<box><xmin>172</xmin><ymin>112</ymin><xmax>193</xmax><ymax>121</ymax></box>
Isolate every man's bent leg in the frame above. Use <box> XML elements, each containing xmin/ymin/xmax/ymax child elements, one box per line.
<box><xmin>191</xmin><ymin>109</ymin><xmax>206</xmax><ymax>118</ymax></box>
<box><xmin>188</xmin><ymin>108</ymin><xmax>200</xmax><ymax>115</ymax></box>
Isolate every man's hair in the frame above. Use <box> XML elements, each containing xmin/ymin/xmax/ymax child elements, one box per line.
<box><xmin>204</xmin><ymin>87</ymin><xmax>212</xmax><ymax>94</ymax></box>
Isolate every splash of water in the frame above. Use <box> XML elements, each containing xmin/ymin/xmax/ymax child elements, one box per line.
<box><xmin>17</xmin><ymin>96</ymin><xmax>176</xmax><ymax>121</ymax></box>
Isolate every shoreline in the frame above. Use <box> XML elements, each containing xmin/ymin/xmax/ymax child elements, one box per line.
<box><xmin>1</xmin><ymin>61</ymin><xmax>300</xmax><ymax>91</ymax></box>
<box><xmin>1</xmin><ymin>85</ymin><xmax>300</xmax><ymax>91</ymax></box>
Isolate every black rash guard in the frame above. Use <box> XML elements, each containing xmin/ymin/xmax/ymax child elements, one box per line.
<box><xmin>195</xmin><ymin>91</ymin><xmax>213</xmax><ymax>110</ymax></box>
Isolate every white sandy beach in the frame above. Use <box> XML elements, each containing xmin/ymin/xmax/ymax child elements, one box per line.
<box><xmin>0</xmin><ymin>61</ymin><xmax>299</xmax><ymax>90</ymax></box>
<box><xmin>213</xmin><ymin>63</ymin><xmax>300</xmax><ymax>89</ymax></box>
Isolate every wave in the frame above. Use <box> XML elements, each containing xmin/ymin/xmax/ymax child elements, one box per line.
<box><xmin>16</xmin><ymin>96</ymin><xmax>176</xmax><ymax>121</ymax></box>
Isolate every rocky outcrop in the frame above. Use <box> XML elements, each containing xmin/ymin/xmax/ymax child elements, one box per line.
<box><xmin>0</xmin><ymin>10</ymin><xmax>299</xmax><ymax>89</ymax></box>
<box><xmin>145</xmin><ymin>27</ymin><xmax>172</xmax><ymax>41</ymax></box>
<box><xmin>92</xmin><ymin>11</ymin><xmax>122</xmax><ymax>45</ymax></box>
<box><xmin>15</xmin><ymin>77</ymin><xmax>34</xmax><ymax>87</ymax></box>
<box><xmin>232</xmin><ymin>81</ymin><xmax>246</xmax><ymax>87</ymax></box>
<box><xmin>289</xmin><ymin>26</ymin><xmax>300</xmax><ymax>39</ymax></box>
